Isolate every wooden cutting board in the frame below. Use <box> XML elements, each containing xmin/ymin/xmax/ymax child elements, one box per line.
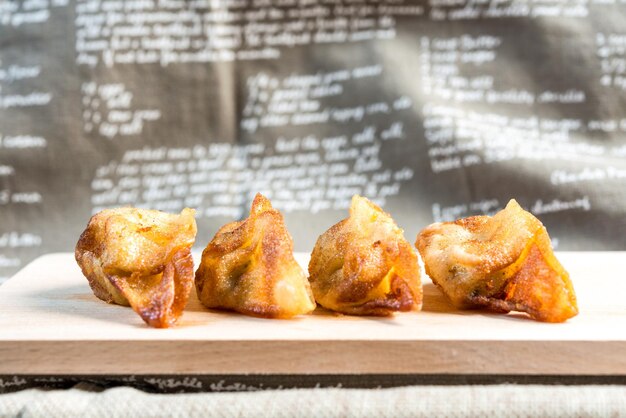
<box><xmin>0</xmin><ymin>252</ymin><xmax>624</xmax><ymax>376</ymax></box>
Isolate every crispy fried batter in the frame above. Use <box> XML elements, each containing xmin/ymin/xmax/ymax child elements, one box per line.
<box><xmin>308</xmin><ymin>195</ymin><xmax>422</xmax><ymax>316</ymax></box>
<box><xmin>415</xmin><ymin>199</ymin><xmax>578</xmax><ymax>322</ymax></box>
<box><xmin>195</xmin><ymin>194</ymin><xmax>316</xmax><ymax>318</ymax></box>
<box><xmin>75</xmin><ymin>207</ymin><xmax>197</xmax><ymax>328</ymax></box>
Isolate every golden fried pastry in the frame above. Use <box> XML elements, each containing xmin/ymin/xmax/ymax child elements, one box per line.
<box><xmin>308</xmin><ymin>195</ymin><xmax>422</xmax><ymax>316</ymax></box>
<box><xmin>75</xmin><ymin>207</ymin><xmax>197</xmax><ymax>328</ymax></box>
<box><xmin>416</xmin><ymin>199</ymin><xmax>578</xmax><ymax>322</ymax></box>
<box><xmin>195</xmin><ymin>194</ymin><xmax>315</xmax><ymax>318</ymax></box>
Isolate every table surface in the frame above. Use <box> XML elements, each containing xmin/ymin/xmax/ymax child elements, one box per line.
<box><xmin>0</xmin><ymin>252</ymin><xmax>624</xmax><ymax>375</ymax></box>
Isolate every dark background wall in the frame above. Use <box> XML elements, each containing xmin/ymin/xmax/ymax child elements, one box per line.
<box><xmin>1</xmin><ymin>0</ymin><xmax>625</xmax><ymax>282</ymax></box>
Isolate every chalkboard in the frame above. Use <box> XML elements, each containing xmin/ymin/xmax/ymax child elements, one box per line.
<box><xmin>1</xmin><ymin>0</ymin><xmax>625</xmax><ymax>282</ymax></box>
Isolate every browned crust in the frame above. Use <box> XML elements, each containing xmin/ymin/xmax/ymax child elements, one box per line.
<box><xmin>468</xmin><ymin>237</ymin><xmax>578</xmax><ymax>322</ymax></box>
<box><xmin>415</xmin><ymin>200</ymin><xmax>578</xmax><ymax>322</ymax></box>
<box><xmin>74</xmin><ymin>208</ymin><xmax>196</xmax><ymax>328</ymax></box>
<box><xmin>110</xmin><ymin>247</ymin><xmax>194</xmax><ymax>328</ymax></box>
<box><xmin>75</xmin><ymin>224</ymin><xmax>128</xmax><ymax>306</ymax></box>
<box><xmin>195</xmin><ymin>194</ymin><xmax>316</xmax><ymax>319</ymax></box>
<box><xmin>308</xmin><ymin>196</ymin><xmax>422</xmax><ymax>316</ymax></box>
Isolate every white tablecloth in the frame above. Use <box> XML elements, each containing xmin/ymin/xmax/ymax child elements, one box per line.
<box><xmin>1</xmin><ymin>384</ymin><xmax>625</xmax><ymax>418</ymax></box>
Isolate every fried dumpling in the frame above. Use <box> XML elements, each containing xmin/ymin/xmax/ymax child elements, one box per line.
<box><xmin>416</xmin><ymin>199</ymin><xmax>578</xmax><ymax>322</ymax></box>
<box><xmin>308</xmin><ymin>195</ymin><xmax>422</xmax><ymax>316</ymax></box>
<box><xmin>195</xmin><ymin>194</ymin><xmax>315</xmax><ymax>318</ymax></box>
<box><xmin>75</xmin><ymin>207</ymin><xmax>197</xmax><ymax>328</ymax></box>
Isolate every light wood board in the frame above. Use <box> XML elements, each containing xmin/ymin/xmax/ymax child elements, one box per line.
<box><xmin>0</xmin><ymin>252</ymin><xmax>624</xmax><ymax>375</ymax></box>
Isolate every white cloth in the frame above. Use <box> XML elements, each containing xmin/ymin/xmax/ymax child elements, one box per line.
<box><xmin>1</xmin><ymin>385</ymin><xmax>625</xmax><ymax>418</ymax></box>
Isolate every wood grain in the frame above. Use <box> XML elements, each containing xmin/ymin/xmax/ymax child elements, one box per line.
<box><xmin>0</xmin><ymin>252</ymin><xmax>624</xmax><ymax>375</ymax></box>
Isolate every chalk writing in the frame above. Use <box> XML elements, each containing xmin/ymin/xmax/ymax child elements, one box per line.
<box><xmin>74</xmin><ymin>0</ymin><xmax>422</xmax><ymax>68</ymax></box>
<box><xmin>81</xmin><ymin>82</ymin><xmax>161</xmax><ymax>138</ymax></box>
<box><xmin>90</xmin><ymin>137</ymin><xmax>414</xmax><ymax>218</ymax></box>
<box><xmin>597</xmin><ymin>33</ymin><xmax>626</xmax><ymax>90</ymax></box>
